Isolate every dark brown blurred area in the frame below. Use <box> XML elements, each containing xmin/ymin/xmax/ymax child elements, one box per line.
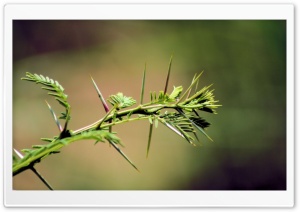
<box><xmin>13</xmin><ymin>20</ymin><xmax>286</xmax><ymax>190</ymax></box>
<box><xmin>14</xmin><ymin>21</ymin><xmax>135</xmax><ymax>60</ymax></box>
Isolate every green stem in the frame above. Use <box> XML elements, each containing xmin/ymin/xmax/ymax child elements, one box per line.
<box><xmin>72</xmin><ymin>103</ymin><xmax>175</xmax><ymax>135</ymax></box>
<box><xmin>13</xmin><ymin>132</ymin><xmax>102</xmax><ymax>176</ymax></box>
<box><xmin>13</xmin><ymin>97</ymin><xmax>214</xmax><ymax>176</ymax></box>
<box><xmin>12</xmin><ymin>100</ymin><xmax>180</xmax><ymax>176</ymax></box>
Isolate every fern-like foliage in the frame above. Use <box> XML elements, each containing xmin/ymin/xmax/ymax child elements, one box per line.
<box><xmin>158</xmin><ymin>112</ymin><xmax>196</xmax><ymax>145</ymax></box>
<box><xmin>179</xmin><ymin>84</ymin><xmax>218</xmax><ymax>113</ymax></box>
<box><xmin>21</xmin><ymin>73</ymin><xmax>70</xmax><ymax>117</ymax></box>
<box><xmin>21</xmin><ymin>72</ymin><xmax>71</xmax><ymax>137</ymax></box>
<box><xmin>108</xmin><ymin>92</ymin><xmax>136</xmax><ymax>109</ymax></box>
<box><xmin>14</xmin><ymin>58</ymin><xmax>221</xmax><ymax>190</ymax></box>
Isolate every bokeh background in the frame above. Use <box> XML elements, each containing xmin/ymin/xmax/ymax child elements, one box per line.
<box><xmin>13</xmin><ymin>20</ymin><xmax>286</xmax><ymax>190</ymax></box>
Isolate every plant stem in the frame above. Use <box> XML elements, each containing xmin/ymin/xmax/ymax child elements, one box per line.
<box><xmin>14</xmin><ymin>70</ymin><xmax>221</xmax><ymax>177</ymax></box>
<box><xmin>72</xmin><ymin>102</ymin><xmax>178</xmax><ymax>135</ymax></box>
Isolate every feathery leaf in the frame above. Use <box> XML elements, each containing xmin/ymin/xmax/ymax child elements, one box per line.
<box><xmin>21</xmin><ymin>72</ymin><xmax>71</xmax><ymax>133</ymax></box>
<box><xmin>176</xmin><ymin>108</ymin><xmax>213</xmax><ymax>141</ymax></box>
<box><xmin>168</xmin><ymin>86</ymin><xmax>183</xmax><ymax>101</ymax></box>
<box><xmin>108</xmin><ymin>93</ymin><xmax>136</xmax><ymax>109</ymax></box>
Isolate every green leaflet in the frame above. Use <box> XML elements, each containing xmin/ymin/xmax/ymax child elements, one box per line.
<box><xmin>41</xmin><ymin>138</ymin><xmax>54</xmax><ymax>142</ymax></box>
<box><xmin>149</xmin><ymin>86</ymin><xmax>182</xmax><ymax>104</ymax></box>
<box><xmin>13</xmin><ymin>154</ymin><xmax>19</xmax><ymax>164</ymax></box>
<box><xmin>148</xmin><ymin>116</ymin><xmax>153</xmax><ymax>124</ymax></box>
<box><xmin>154</xmin><ymin>118</ymin><xmax>158</xmax><ymax>128</ymax></box>
<box><xmin>168</xmin><ymin>86</ymin><xmax>183</xmax><ymax>101</ymax></box>
<box><xmin>108</xmin><ymin>93</ymin><xmax>136</xmax><ymax>109</ymax></box>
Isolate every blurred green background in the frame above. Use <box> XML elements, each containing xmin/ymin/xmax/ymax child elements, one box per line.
<box><xmin>13</xmin><ymin>20</ymin><xmax>286</xmax><ymax>190</ymax></box>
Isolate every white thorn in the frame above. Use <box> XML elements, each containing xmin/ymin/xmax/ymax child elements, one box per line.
<box><xmin>14</xmin><ymin>148</ymin><xmax>24</xmax><ymax>159</ymax></box>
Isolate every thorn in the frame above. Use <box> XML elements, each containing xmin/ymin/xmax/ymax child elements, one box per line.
<box><xmin>155</xmin><ymin>116</ymin><xmax>185</xmax><ymax>139</ymax></box>
<box><xmin>30</xmin><ymin>167</ymin><xmax>54</xmax><ymax>190</ymax></box>
<box><xmin>177</xmin><ymin>71</ymin><xmax>203</xmax><ymax>103</ymax></box>
<box><xmin>146</xmin><ymin>123</ymin><xmax>153</xmax><ymax>158</ymax></box>
<box><xmin>165</xmin><ymin>122</ymin><xmax>185</xmax><ymax>138</ymax></box>
<box><xmin>45</xmin><ymin>101</ymin><xmax>63</xmax><ymax>132</ymax></box>
<box><xmin>108</xmin><ymin>140</ymin><xmax>140</xmax><ymax>172</ymax></box>
<box><xmin>90</xmin><ymin>75</ymin><xmax>110</xmax><ymax>113</ymax></box>
<box><xmin>13</xmin><ymin>149</ymin><xmax>54</xmax><ymax>190</ymax></box>
<box><xmin>13</xmin><ymin>148</ymin><xmax>24</xmax><ymax>159</ymax></box>
<box><xmin>187</xmin><ymin>73</ymin><xmax>197</xmax><ymax>99</ymax></box>
<box><xmin>95</xmin><ymin>106</ymin><xmax>116</xmax><ymax>130</ymax></box>
<box><xmin>140</xmin><ymin>64</ymin><xmax>146</xmax><ymax>104</ymax></box>
<box><xmin>90</xmin><ymin>75</ymin><xmax>113</xmax><ymax>134</ymax></box>
<box><xmin>164</xmin><ymin>55</ymin><xmax>173</xmax><ymax>95</ymax></box>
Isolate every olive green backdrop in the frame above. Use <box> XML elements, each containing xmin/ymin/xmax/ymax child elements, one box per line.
<box><xmin>13</xmin><ymin>20</ymin><xmax>286</xmax><ymax>190</ymax></box>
